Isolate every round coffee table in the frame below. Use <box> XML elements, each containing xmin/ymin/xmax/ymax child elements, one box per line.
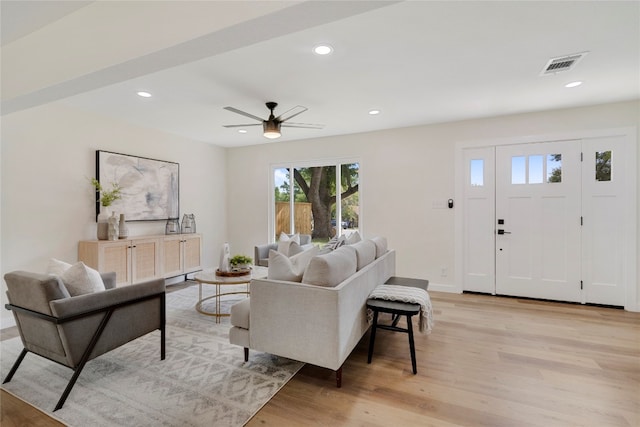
<box><xmin>193</xmin><ymin>267</ymin><xmax>267</xmax><ymax>322</ymax></box>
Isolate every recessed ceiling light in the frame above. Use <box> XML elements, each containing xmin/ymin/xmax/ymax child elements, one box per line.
<box><xmin>313</xmin><ymin>45</ymin><xmax>333</xmax><ymax>55</ymax></box>
<box><xmin>368</xmin><ymin>109</ymin><xmax>381</xmax><ymax>115</ymax></box>
<box><xmin>137</xmin><ymin>91</ymin><xmax>152</xmax><ymax>98</ymax></box>
<box><xmin>565</xmin><ymin>81</ymin><xmax>583</xmax><ymax>88</ymax></box>
<box><xmin>238</xmin><ymin>129</ymin><xmax>247</xmax><ymax>134</ymax></box>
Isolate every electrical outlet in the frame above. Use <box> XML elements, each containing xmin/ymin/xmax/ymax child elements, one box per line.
<box><xmin>441</xmin><ymin>267</ymin><xmax>448</xmax><ymax>277</ymax></box>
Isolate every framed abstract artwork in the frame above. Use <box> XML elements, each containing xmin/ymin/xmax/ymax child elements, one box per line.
<box><xmin>96</xmin><ymin>150</ymin><xmax>179</xmax><ymax>221</ymax></box>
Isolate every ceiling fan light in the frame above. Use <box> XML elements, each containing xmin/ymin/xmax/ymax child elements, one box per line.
<box><xmin>263</xmin><ymin>121</ymin><xmax>281</xmax><ymax>139</ymax></box>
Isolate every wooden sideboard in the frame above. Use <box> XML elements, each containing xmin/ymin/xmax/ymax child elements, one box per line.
<box><xmin>78</xmin><ymin>234</ymin><xmax>201</xmax><ymax>286</ymax></box>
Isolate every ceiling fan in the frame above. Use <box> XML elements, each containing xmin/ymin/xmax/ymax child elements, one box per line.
<box><xmin>223</xmin><ymin>102</ymin><xmax>324</xmax><ymax>139</ymax></box>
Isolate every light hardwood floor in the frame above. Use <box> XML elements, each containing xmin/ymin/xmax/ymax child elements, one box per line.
<box><xmin>2</xmin><ymin>291</ymin><xmax>639</xmax><ymax>426</ymax></box>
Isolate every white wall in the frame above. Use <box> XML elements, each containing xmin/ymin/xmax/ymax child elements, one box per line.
<box><xmin>0</xmin><ymin>103</ymin><xmax>228</xmax><ymax>328</ymax></box>
<box><xmin>226</xmin><ymin>100</ymin><xmax>639</xmax><ymax>306</ymax></box>
<box><xmin>1</xmin><ymin>100</ymin><xmax>638</xmax><ymax>330</ymax></box>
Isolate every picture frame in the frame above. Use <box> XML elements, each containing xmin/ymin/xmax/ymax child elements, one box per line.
<box><xmin>96</xmin><ymin>150</ymin><xmax>179</xmax><ymax>221</ymax></box>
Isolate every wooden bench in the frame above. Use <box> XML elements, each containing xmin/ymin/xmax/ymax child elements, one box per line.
<box><xmin>366</xmin><ymin>276</ymin><xmax>429</xmax><ymax>374</ymax></box>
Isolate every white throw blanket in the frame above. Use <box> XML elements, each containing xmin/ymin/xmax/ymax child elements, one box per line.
<box><xmin>368</xmin><ymin>284</ymin><xmax>434</xmax><ymax>334</ymax></box>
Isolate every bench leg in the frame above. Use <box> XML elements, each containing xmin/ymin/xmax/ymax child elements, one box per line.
<box><xmin>367</xmin><ymin>310</ymin><xmax>379</xmax><ymax>364</ymax></box>
<box><xmin>336</xmin><ymin>366</ymin><xmax>342</xmax><ymax>388</ymax></box>
<box><xmin>407</xmin><ymin>314</ymin><xmax>417</xmax><ymax>374</ymax></box>
<box><xmin>243</xmin><ymin>347</ymin><xmax>249</xmax><ymax>362</ymax></box>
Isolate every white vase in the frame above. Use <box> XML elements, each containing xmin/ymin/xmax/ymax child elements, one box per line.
<box><xmin>108</xmin><ymin>212</ymin><xmax>119</xmax><ymax>240</ymax></box>
<box><xmin>118</xmin><ymin>214</ymin><xmax>129</xmax><ymax>239</ymax></box>
<box><xmin>97</xmin><ymin>206</ymin><xmax>111</xmax><ymax>240</ymax></box>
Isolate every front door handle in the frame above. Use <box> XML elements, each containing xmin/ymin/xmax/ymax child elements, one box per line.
<box><xmin>497</xmin><ymin>229</ymin><xmax>511</xmax><ymax>235</ymax></box>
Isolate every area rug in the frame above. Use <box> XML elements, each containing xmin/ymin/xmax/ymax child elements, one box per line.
<box><xmin>0</xmin><ymin>284</ymin><xmax>303</xmax><ymax>426</ymax></box>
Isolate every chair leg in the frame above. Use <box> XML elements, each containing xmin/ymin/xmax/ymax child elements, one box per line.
<box><xmin>407</xmin><ymin>314</ymin><xmax>417</xmax><ymax>374</ymax></box>
<box><xmin>55</xmin><ymin>308</ymin><xmax>114</xmax><ymax>411</ymax></box>
<box><xmin>3</xmin><ymin>348</ymin><xmax>28</xmax><ymax>384</ymax></box>
<box><xmin>367</xmin><ymin>309</ymin><xmax>379</xmax><ymax>364</ymax></box>
<box><xmin>336</xmin><ymin>366</ymin><xmax>342</xmax><ymax>388</ymax></box>
<box><xmin>244</xmin><ymin>347</ymin><xmax>249</xmax><ymax>362</ymax></box>
<box><xmin>160</xmin><ymin>293</ymin><xmax>166</xmax><ymax>360</ymax></box>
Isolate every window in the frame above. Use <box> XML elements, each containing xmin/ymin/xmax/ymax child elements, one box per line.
<box><xmin>511</xmin><ymin>156</ymin><xmax>526</xmax><ymax>184</ymax></box>
<box><xmin>273</xmin><ymin>161</ymin><xmax>359</xmax><ymax>244</ymax></box>
<box><xmin>595</xmin><ymin>151</ymin><xmax>611</xmax><ymax>181</ymax></box>
<box><xmin>547</xmin><ymin>154</ymin><xmax>562</xmax><ymax>183</ymax></box>
<box><xmin>512</xmin><ymin>154</ymin><xmax>563</xmax><ymax>184</ymax></box>
<box><xmin>528</xmin><ymin>155</ymin><xmax>544</xmax><ymax>184</ymax></box>
<box><xmin>470</xmin><ymin>159</ymin><xmax>484</xmax><ymax>186</ymax></box>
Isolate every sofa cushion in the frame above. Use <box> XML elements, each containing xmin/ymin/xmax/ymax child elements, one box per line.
<box><xmin>370</xmin><ymin>236</ymin><xmax>388</xmax><ymax>258</ymax></box>
<box><xmin>351</xmin><ymin>239</ymin><xmax>376</xmax><ymax>270</ymax></box>
<box><xmin>268</xmin><ymin>246</ymin><xmax>319</xmax><ymax>282</ymax></box>
<box><xmin>59</xmin><ymin>262</ymin><xmax>106</xmax><ymax>296</ymax></box>
<box><xmin>302</xmin><ymin>245</ymin><xmax>357</xmax><ymax>287</ymax></box>
<box><xmin>230</xmin><ymin>298</ymin><xmax>251</xmax><ymax>329</ymax></box>
<box><xmin>345</xmin><ymin>231</ymin><xmax>362</xmax><ymax>245</ymax></box>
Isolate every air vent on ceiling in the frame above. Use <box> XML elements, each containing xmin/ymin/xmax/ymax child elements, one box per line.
<box><xmin>540</xmin><ymin>52</ymin><xmax>589</xmax><ymax>76</ymax></box>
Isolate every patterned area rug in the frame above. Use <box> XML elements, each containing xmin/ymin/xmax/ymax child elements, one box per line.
<box><xmin>0</xmin><ymin>284</ymin><xmax>303</xmax><ymax>426</ymax></box>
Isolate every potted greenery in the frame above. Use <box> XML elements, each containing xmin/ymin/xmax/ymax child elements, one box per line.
<box><xmin>90</xmin><ymin>178</ymin><xmax>123</xmax><ymax>240</ymax></box>
<box><xmin>90</xmin><ymin>178</ymin><xmax>122</xmax><ymax>207</ymax></box>
<box><xmin>229</xmin><ymin>254</ymin><xmax>253</xmax><ymax>270</ymax></box>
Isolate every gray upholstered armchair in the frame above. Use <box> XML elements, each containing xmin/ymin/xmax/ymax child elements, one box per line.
<box><xmin>254</xmin><ymin>234</ymin><xmax>312</xmax><ymax>267</ymax></box>
<box><xmin>3</xmin><ymin>271</ymin><xmax>165</xmax><ymax>411</ymax></box>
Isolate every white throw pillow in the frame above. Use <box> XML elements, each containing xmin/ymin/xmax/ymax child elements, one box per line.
<box><xmin>345</xmin><ymin>231</ymin><xmax>362</xmax><ymax>245</ymax></box>
<box><xmin>302</xmin><ymin>245</ymin><xmax>357</xmax><ymax>287</ymax></box>
<box><xmin>268</xmin><ymin>246</ymin><xmax>320</xmax><ymax>282</ymax></box>
<box><xmin>322</xmin><ymin>235</ymin><xmax>346</xmax><ymax>251</ymax></box>
<box><xmin>277</xmin><ymin>240</ymin><xmax>303</xmax><ymax>256</ymax></box>
<box><xmin>370</xmin><ymin>236</ymin><xmax>388</xmax><ymax>258</ymax></box>
<box><xmin>279</xmin><ymin>232</ymin><xmax>300</xmax><ymax>244</ymax></box>
<box><xmin>46</xmin><ymin>258</ymin><xmax>73</xmax><ymax>276</ymax></box>
<box><xmin>60</xmin><ymin>262</ymin><xmax>106</xmax><ymax>296</ymax></box>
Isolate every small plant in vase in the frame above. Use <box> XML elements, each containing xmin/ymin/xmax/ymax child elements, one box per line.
<box><xmin>229</xmin><ymin>255</ymin><xmax>253</xmax><ymax>270</ymax></box>
<box><xmin>90</xmin><ymin>178</ymin><xmax>123</xmax><ymax>240</ymax></box>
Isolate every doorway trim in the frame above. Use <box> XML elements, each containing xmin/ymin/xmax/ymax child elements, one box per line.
<box><xmin>454</xmin><ymin>127</ymin><xmax>637</xmax><ymax>311</ymax></box>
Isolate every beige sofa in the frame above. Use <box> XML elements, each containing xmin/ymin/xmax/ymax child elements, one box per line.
<box><xmin>230</xmin><ymin>237</ymin><xmax>394</xmax><ymax>386</ymax></box>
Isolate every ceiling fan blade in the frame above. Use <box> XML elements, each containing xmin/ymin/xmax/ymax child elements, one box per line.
<box><xmin>223</xmin><ymin>106</ymin><xmax>264</xmax><ymax>122</ymax></box>
<box><xmin>281</xmin><ymin>123</ymin><xmax>324</xmax><ymax>129</ymax></box>
<box><xmin>223</xmin><ymin>123</ymin><xmax>261</xmax><ymax>128</ymax></box>
<box><xmin>276</xmin><ymin>105</ymin><xmax>308</xmax><ymax>122</ymax></box>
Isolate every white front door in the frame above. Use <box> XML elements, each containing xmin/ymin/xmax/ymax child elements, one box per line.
<box><xmin>495</xmin><ymin>141</ymin><xmax>582</xmax><ymax>302</ymax></box>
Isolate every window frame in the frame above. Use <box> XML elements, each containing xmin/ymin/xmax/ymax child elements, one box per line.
<box><xmin>269</xmin><ymin>157</ymin><xmax>361</xmax><ymax>243</ymax></box>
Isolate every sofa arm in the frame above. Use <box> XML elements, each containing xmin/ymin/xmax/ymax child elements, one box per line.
<box><xmin>100</xmin><ymin>272</ymin><xmax>117</xmax><ymax>290</ymax></box>
<box><xmin>50</xmin><ymin>278</ymin><xmax>165</xmax><ymax>367</ymax></box>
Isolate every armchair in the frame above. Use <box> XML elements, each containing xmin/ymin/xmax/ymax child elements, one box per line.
<box><xmin>254</xmin><ymin>234</ymin><xmax>312</xmax><ymax>267</ymax></box>
<box><xmin>3</xmin><ymin>270</ymin><xmax>165</xmax><ymax>411</ymax></box>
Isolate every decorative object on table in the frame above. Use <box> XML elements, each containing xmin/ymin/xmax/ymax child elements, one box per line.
<box><xmin>118</xmin><ymin>214</ymin><xmax>129</xmax><ymax>239</ymax></box>
<box><xmin>96</xmin><ymin>150</ymin><xmax>179</xmax><ymax>221</ymax></box>
<box><xmin>229</xmin><ymin>254</ymin><xmax>253</xmax><ymax>270</ymax></box>
<box><xmin>165</xmin><ymin>218</ymin><xmax>180</xmax><ymax>234</ymax></box>
<box><xmin>181</xmin><ymin>213</ymin><xmax>196</xmax><ymax>233</ymax></box>
<box><xmin>107</xmin><ymin>212</ymin><xmax>119</xmax><ymax>240</ymax></box>
<box><xmin>90</xmin><ymin>177</ymin><xmax>122</xmax><ymax>240</ymax></box>
<box><xmin>218</xmin><ymin>242</ymin><xmax>231</xmax><ymax>273</ymax></box>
